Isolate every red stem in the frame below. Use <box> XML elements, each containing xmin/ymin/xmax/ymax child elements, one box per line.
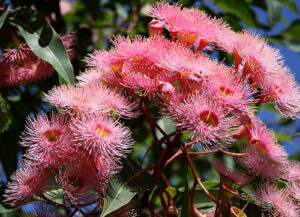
<box><xmin>181</xmin><ymin>145</ymin><xmax>218</xmax><ymax>204</ymax></box>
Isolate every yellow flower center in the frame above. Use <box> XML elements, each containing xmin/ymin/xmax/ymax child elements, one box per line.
<box><xmin>199</xmin><ymin>111</ymin><xmax>218</xmax><ymax>127</ymax></box>
<box><xmin>94</xmin><ymin>125</ymin><xmax>111</xmax><ymax>139</ymax></box>
<box><xmin>43</xmin><ymin>129</ymin><xmax>62</xmax><ymax>145</ymax></box>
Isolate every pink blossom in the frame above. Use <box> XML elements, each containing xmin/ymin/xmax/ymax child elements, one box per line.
<box><xmin>287</xmin><ymin>180</ymin><xmax>300</xmax><ymax>201</ymax></box>
<box><xmin>57</xmin><ymin>159</ymin><xmax>99</xmax><ymax>205</ymax></box>
<box><xmin>255</xmin><ymin>184</ymin><xmax>299</xmax><ymax>217</ymax></box>
<box><xmin>237</xmin><ymin>119</ymin><xmax>288</xmax><ymax>179</ymax></box>
<box><xmin>283</xmin><ymin>161</ymin><xmax>300</xmax><ymax>181</ymax></box>
<box><xmin>21</xmin><ymin>112</ymin><xmax>72</xmax><ymax>165</ymax></box>
<box><xmin>4</xmin><ymin>161</ymin><xmax>49</xmax><ymax>207</ymax></box>
<box><xmin>148</xmin><ymin>2</ymin><xmax>228</xmax><ymax>48</ymax></box>
<box><xmin>44</xmin><ymin>84</ymin><xmax>139</xmax><ymax>118</ymax></box>
<box><xmin>168</xmin><ymin>92</ymin><xmax>238</xmax><ymax>148</ymax></box>
<box><xmin>214</xmin><ymin>161</ymin><xmax>253</xmax><ymax>186</ymax></box>
<box><xmin>76</xmin><ymin>67</ymin><xmax>121</xmax><ymax>89</ymax></box>
<box><xmin>0</xmin><ymin>34</ymin><xmax>76</xmax><ymax>87</ymax></box>
<box><xmin>70</xmin><ymin>114</ymin><xmax>133</xmax><ymax>158</ymax></box>
<box><xmin>202</xmin><ymin>61</ymin><xmax>255</xmax><ymax>114</ymax></box>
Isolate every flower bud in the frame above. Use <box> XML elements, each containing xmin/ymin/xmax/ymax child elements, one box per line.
<box><xmin>148</xmin><ymin>19</ymin><xmax>164</xmax><ymax>37</ymax></box>
<box><xmin>230</xmin><ymin>207</ymin><xmax>247</xmax><ymax>217</ymax></box>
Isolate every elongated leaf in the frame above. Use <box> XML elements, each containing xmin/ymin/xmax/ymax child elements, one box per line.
<box><xmin>44</xmin><ymin>188</ymin><xmax>64</xmax><ymax>205</ymax></box>
<box><xmin>0</xmin><ymin>203</ymin><xmax>18</xmax><ymax>215</ymax></box>
<box><xmin>8</xmin><ymin>7</ymin><xmax>74</xmax><ymax>84</ymax></box>
<box><xmin>176</xmin><ymin>188</ymin><xmax>218</xmax><ymax>212</ymax></box>
<box><xmin>181</xmin><ymin>175</ymin><xmax>190</xmax><ymax>217</ymax></box>
<box><xmin>266</xmin><ymin>0</ymin><xmax>282</xmax><ymax>27</ymax></box>
<box><xmin>278</xmin><ymin>0</ymin><xmax>299</xmax><ymax>13</ymax></box>
<box><xmin>0</xmin><ymin>95</ymin><xmax>11</xmax><ymax>133</ymax></box>
<box><xmin>0</xmin><ymin>4</ymin><xmax>9</xmax><ymax>29</ymax></box>
<box><xmin>213</xmin><ymin>0</ymin><xmax>258</xmax><ymax>27</ymax></box>
<box><xmin>282</xmin><ymin>20</ymin><xmax>300</xmax><ymax>42</ymax></box>
<box><xmin>101</xmin><ymin>158</ymin><xmax>155</xmax><ymax>217</ymax></box>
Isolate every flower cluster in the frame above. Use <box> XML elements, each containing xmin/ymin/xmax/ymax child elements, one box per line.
<box><xmin>0</xmin><ymin>34</ymin><xmax>76</xmax><ymax>87</ymax></box>
<box><xmin>3</xmin><ymin>2</ymin><xmax>300</xmax><ymax>216</ymax></box>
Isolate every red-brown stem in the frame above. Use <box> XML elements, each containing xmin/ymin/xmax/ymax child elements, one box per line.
<box><xmin>190</xmin><ymin>179</ymin><xmax>197</xmax><ymax>211</ymax></box>
<box><xmin>0</xmin><ymin>8</ymin><xmax>12</xmax><ymax>12</ymax></box>
<box><xmin>156</xmin><ymin>151</ymin><xmax>168</xmax><ymax>211</ymax></box>
<box><xmin>188</xmin><ymin>150</ymin><xmax>219</xmax><ymax>155</ymax></box>
<box><xmin>165</xmin><ymin>147</ymin><xmax>246</xmax><ymax>168</ymax></box>
<box><xmin>88</xmin><ymin>201</ymin><xmax>100</xmax><ymax>216</ymax></box>
<box><xmin>68</xmin><ymin>208</ymin><xmax>78</xmax><ymax>217</ymax></box>
<box><xmin>220</xmin><ymin>149</ymin><xmax>247</xmax><ymax>157</ymax></box>
<box><xmin>153</xmin><ymin>97</ymin><xmax>167</xmax><ymax>107</ymax></box>
<box><xmin>141</xmin><ymin>98</ymin><xmax>159</xmax><ymax>143</ymax></box>
<box><xmin>40</xmin><ymin>194</ymin><xmax>67</xmax><ymax>208</ymax></box>
<box><xmin>141</xmin><ymin>143</ymin><xmax>156</xmax><ymax>166</ymax></box>
<box><xmin>77</xmin><ymin>198</ymin><xmax>100</xmax><ymax>207</ymax></box>
<box><xmin>149</xmin><ymin>189</ymin><xmax>163</xmax><ymax>217</ymax></box>
<box><xmin>181</xmin><ymin>145</ymin><xmax>218</xmax><ymax>204</ymax></box>
<box><xmin>162</xmin><ymin>173</ymin><xmax>172</xmax><ymax>189</ymax></box>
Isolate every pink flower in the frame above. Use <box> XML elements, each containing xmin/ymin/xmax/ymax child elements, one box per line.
<box><xmin>76</xmin><ymin>67</ymin><xmax>121</xmax><ymax>89</ymax></box>
<box><xmin>57</xmin><ymin>158</ymin><xmax>99</xmax><ymax>205</ymax></box>
<box><xmin>283</xmin><ymin>161</ymin><xmax>300</xmax><ymax>181</ymax></box>
<box><xmin>4</xmin><ymin>161</ymin><xmax>49</xmax><ymax>207</ymax></box>
<box><xmin>44</xmin><ymin>84</ymin><xmax>139</xmax><ymax>118</ymax></box>
<box><xmin>249</xmin><ymin>120</ymin><xmax>288</xmax><ymax>163</ymax></box>
<box><xmin>148</xmin><ymin>2</ymin><xmax>228</xmax><ymax>48</ymax></box>
<box><xmin>120</xmin><ymin>58</ymin><xmax>175</xmax><ymax>95</ymax></box>
<box><xmin>0</xmin><ymin>34</ymin><xmax>76</xmax><ymax>87</ymax></box>
<box><xmin>70</xmin><ymin>114</ymin><xmax>133</xmax><ymax>158</ymax></box>
<box><xmin>237</xmin><ymin>119</ymin><xmax>288</xmax><ymax>179</ymax></box>
<box><xmin>168</xmin><ymin>92</ymin><xmax>238</xmax><ymax>148</ymax></box>
<box><xmin>202</xmin><ymin>64</ymin><xmax>255</xmax><ymax>115</ymax></box>
<box><xmin>21</xmin><ymin>112</ymin><xmax>72</xmax><ymax>165</ymax></box>
<box><xmin>259</xmin><ymin>67</ymin><xmax>300</xmax><ymax>118</ymax></box>
<box><xmin>214</xmin><ymin>161</ymin><xmax>253</xmax><ymax>186</ymax></box>
<box><xmin>287</xmin><ymin>180</ymin><xmax>300</xmax><ymax>201</ymax></box>
<box><xmin>255</xmin><ymin>184</ymin><xmax>299</xmax><ymax>217</ymax></box>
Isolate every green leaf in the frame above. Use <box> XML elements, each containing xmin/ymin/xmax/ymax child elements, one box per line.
<box><xmin>266</xmin><ymin>0</ymin><xmax>282</xmax><ymax>27</ymax></box>
<box><xmin>282</xmin><ymin>20</ymin><xmax>300</xmax><ymax>42</ymax></box>
<box><xmin>181</xmin><ymin>174</ymin><xmax>190</xmax><ymax>217</ymax></box>
<box><xmin>213</xmin><ymin>0</ymin><xmax>258</xmax><ymax>27</ymax></box>
<box><xmin>278</xmin><ymin>0</ymin><xmax>299</xmax><ymax>13</ymax></box>
<box><xmin>0</xmin><ymin>4</ymin><xmax>9</xmax><ymax>29</ymax></box>
<box><xmin>241</xmin><ymin>187</ymin><xmax>256</xmax><ymax>203</ymax></box>
<box><xmin>0</xmin><ymin>203</ymin><xmax>19</xmax><ymax>215</ymax></box>
<box><xmin>44</xmin><ymin>188</ymin><xmax>64</xmax><ymax>205</ymax></box>
<box><xmin>0</xmin><ymin>95</ymin><xmax>11</xmax><ymax>133</ymax></box>
<box><xmin>156</xmin><ymin>118</ymin><xmax>176</xmax><ymax>140</ymax></box>
<box><xmin>101</xmin><ymin>158</ymin><xmax>155</xmax><ymax>217</ymax></box>
<box><xmin>176</xmin><ymin>188</ymin><xmax>218</xmax><ymax>212</ymax></box>
<box><xmin>274</xmin><ymin>132</ymin><xmax>292</xmax><ymax>143</ymax></box>
<box><xmin>8</xmin><ymin>7</ymin><xmax>74</xmax><ymax>84</ymax></box>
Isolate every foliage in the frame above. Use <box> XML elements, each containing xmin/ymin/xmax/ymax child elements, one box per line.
<box><xmin>0</xmin><ymin>0</ymin><xmax>300</xmax><ymax>217</ymax></box>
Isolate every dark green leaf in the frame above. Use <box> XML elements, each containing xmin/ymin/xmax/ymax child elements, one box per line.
<box><xmin>282</xmin><ymin>20</ymin><xmax>300</xmax><ymax>42</ymax></box>
<box><xmin>241</xmin><ymin>187</ymin><xmax>256</xmax><ymax>203</ymax></box>
<box><xmin>0</xmin><ymin>203</ymin><xmax>18</xmax><ymax>215</ymax></box>
<box><xmin>176</xmin><ymin>188</ymin><xmax>218</xmax><ymax>212</ymax></box>
<box><xmin>180</xmin><ymin>173</ymin><xmax>190</xmax><ymax>217</ymax></box>
<box><xmin>266</xmin><ymin>0</ymin><xmax>282</xmax><ymax>27</ymax></box>
<box><xmin>213</xmin><ymin>0</ymin><xmax>258</xmax><ymax>27</ymax></box>
<box><xmin>0</xmin><ymin>4</ymin><xmax>9</xmax><ymax>29</ymax></box>
<box><xmin>101</xmin><ymin>158</ymin><xmax>155</xmax><ymax>217</ymax></box>
<box><xmin>43</xmin><ymin>188</ymin><xmax>64</xmax><ymax>205</ymax></box>
<box><xmin>0</xmin><ymin>95</ymin><xmax>11</xmax><ymax>134</ymax></box>
<box><xmin>8</xmin><ymin>7</ymin><xmax>74</xmax><ymax>84</ymax></box>
<box><xmin>278</xmin><ymin>0</ymin><xmax>299</xmax><ymax>13</ymax></box>
<box><xmin>274</xmin><ymin>132</ymin><xmax>292</xmax><ymax>143</ymax></box>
